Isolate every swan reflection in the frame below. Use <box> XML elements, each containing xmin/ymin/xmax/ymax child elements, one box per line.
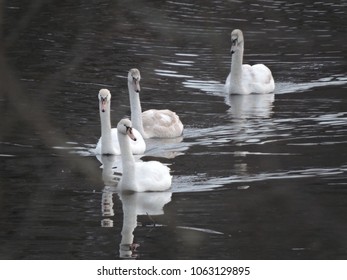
<box><xmin>100</xmin><ymin>155</ymin><xmax>118</xmax><ymax>227</ymax></box>
<box><xmin>99</xmin><ymin>155</ymin><xmax>120</xmax><ymax>185</ymax></box>
<box><xmin>225</xmin><ymin>93</ymin><xmax>275</xmax><ymax>119</ymax></box>
<box><xmin>118</xmin><ymin>191</ymin><xmax>172</xmax><ymax>258</ymax></box>
<box><xmin>101</xmin><ymin>187</ymin><xmax>115</xmax><ymax>228</ymax></box>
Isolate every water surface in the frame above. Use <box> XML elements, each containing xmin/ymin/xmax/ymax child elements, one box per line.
<box><xmin>1</xmin><ymin>0</ymin><xmax>347</xmax><ymax>259</ymax></box>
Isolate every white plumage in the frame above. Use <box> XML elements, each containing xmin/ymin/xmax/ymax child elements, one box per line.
<box><xmin>127</xmin><ymin>68</ymin><xmax>184</xmax><ymax>138</ymax></box>
<box><xmin>117</xmin><ymin>119</ymin><xmax>172</xmax><ymax>192</ymax></box>
<box><xmin>94</xmin><ymin>89</ymin><xmax>146</xmax><ymax>155</ymax></box>
<box><xmin>225</xmin><ymin>29</ymin><xmax>275</xmax><ymax>95</ymax></box>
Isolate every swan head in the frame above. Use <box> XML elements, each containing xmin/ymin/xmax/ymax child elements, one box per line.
<box><xmin>128</xmin><ymin>68</ymin><xmax>141</xmax><ymax>93</ymax></box>
<box><xmin>117</xmin><ymin>119</ymin><xmax>137</xmax><ymax>141</ymax></box>
<box><xmin>230</xmin><ymin>29</ymin><xmax>244</xmax><ymax>55</ymax></box>
<box><xmin>98</xmin><ymin>89</ymin><xmax>111</xmax><ymax>113</ymax></box>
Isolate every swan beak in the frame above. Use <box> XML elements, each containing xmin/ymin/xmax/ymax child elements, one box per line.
<box><xmin>134</xmin><ymin>80</ymin><xmax>140</xmax><ymax>93</ymax></box>
<box><xmin>101</xmin><ymin>100</ymin><xmax>107</xmax><ymax>112</ymax></box>
<box><xmin>127</xmin><ymin>127</ymin><xmax>137</xmax><ymax>141</ymax></box>
<box><xmin>230</xmin><ymin>38</ymin><xmax>237</xmax><ymax>55</ymax></box>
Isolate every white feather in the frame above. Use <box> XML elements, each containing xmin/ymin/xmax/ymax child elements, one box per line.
<box><xmin>225</xmin><ymin>29</ymin><xmax>275</xmax><ymax>95</ymax></box>
<box><xmin>117</xmin><ymin>119</ymin><xmax>172</xmax><ymax>192</ymax></box>
<box><xmin>93</xmin><ymin>89</ymin><xmax>146</xmax><ymax>155</ymax></box>
<box><xmin>127</xmin><ymin>69</ymin><xmax>184</xmax><ymax>138</ymax></box>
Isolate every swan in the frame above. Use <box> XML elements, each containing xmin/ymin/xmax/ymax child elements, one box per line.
<box><xmin>117</xmin><ymin>118</ymin><xmax>172</xmax><ymax>192</ymax></box>
<box><xmin>127</xmin><ymin>68</ymin><xmax>184</xmax><ymax>138</ymax></box>
<box><xmin>94</xmin><ymin>89</ymin><xmax>146</xmax><ymax>155</ymax></box>
<box><xmin>225</xmin><ymin>29</ymin><xmax>275</xmax><ymax>95</ymax></box>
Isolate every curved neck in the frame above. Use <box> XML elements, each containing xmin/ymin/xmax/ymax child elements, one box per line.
<box><xmin>100</xmin><ymin>103</ymin><xmax>115</xmax><ymax>154</ymax></box>
<box><xmin>118</xmin><ymin>131</ymin><xmax>136</xmax><ymax>191</ymax></box>
<box><xmin>128</xmin><ymin>82</ymin><xmax>145</xmax><ymax>137</ymax></box>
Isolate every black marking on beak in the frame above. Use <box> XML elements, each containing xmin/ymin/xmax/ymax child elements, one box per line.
<box><xmin>133</xmin><ymin>76</ymin><xmax>140</xmax><ymax>93</ymax></box>
<box><xmin>101</xmin><ymin>97</ymin><xmax>107</xmax><ymax>112</ymax></box>
<box><xmin>124</xmin><ymin>125</ymin><xmax>137</xmax><ymax>141</ymax></box>
<box><xmin>231</xmin><ymin>38</ymin><xmax>238</xmax><ymax>55</ymax></box>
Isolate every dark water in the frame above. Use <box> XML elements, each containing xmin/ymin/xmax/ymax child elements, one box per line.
<box><xmin>1</xmin><ymin>0</ymin><xmax>347</xmax><ymax>259</ymax></box>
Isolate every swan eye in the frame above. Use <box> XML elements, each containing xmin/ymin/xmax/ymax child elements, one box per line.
<box><xmin>232</xmin><ymin>38</ymin><xmax>238</xmax><ymax>45</ymax></box>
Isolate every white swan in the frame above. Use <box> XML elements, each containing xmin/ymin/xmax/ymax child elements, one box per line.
<box><xmin>94</xmin><ymin>89</ymin><xmax>146</xmax><ymax>155</ymax></box>
<box><xmin>117</xmin><ymin>118</ymin><xmax>172</xmax><ymax>192</ymax></box>
<box><xmin>127</xmin><ymin>68</ymin><xmax>184</xmax><ymax>138</ymax></box>
<box><xmin>225</xmin><ymin>29</ymin><xmax>275</xmax><ymax>95</ymax></box>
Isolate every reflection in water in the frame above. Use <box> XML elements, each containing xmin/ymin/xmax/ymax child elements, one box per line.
<box><xmin>100</xmin><ymin>155</ymin><xmax>119</xmax><ymax>186</ymax></box>
<box><xmin>97</xmin><ymin>153</ymin><xmax>226</xmax><ymax>258</ymax></box>
<box><xmin>225</xmin><ymin>93</ymin><xmax>274</xmax><ymax>119</ymax></box>
<box><xmin>118</xmin><ymin>191</ymin><xmax>172</xmax><ymax>259</ymax></box>
<box><xmin>100</xmin><ymin>155</ymin><xmax>118</xmax><ymax>227</ymax></box>
<box><xmin>101</xmin><ymin>187</ymin><xmax>115</xmax><ymax>228</ymax></box>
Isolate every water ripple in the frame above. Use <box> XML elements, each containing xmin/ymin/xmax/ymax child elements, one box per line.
<box><xmin>173</xmin><ymin>165</ymin><xmax>347</xmax><ymax>193</ymax></box>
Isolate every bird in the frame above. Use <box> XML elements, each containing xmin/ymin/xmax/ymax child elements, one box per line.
<box><xmin>225</xmin><ymin>29</ymin><xmax>275</xmax><ymax>94</ymax></box>
<box><xmin>127</xmin><ymin>68</ymin><xmax>184</xmax><ymax>138</ymax></box>
<box><xmin>116</xmin><ymin>118</ymin><xmax>172</xmax><ymax>192</ymax></box>
<box><xmin>94</xmin><ymin>89</ymin><xmax>146</xmax><ymax>155</ymax></box>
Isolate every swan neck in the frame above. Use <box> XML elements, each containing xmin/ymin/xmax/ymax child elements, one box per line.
<box><xmin>118</xmin><ymin>130</ymin><xmax>136</xmax><ymax>190</ymax></box>
<box><xmin>128</xmin><ymin>83</ymin><xmax>145</xmax><ymax>136</ymax></box>
<box><xmin>231</xmin><ymin>49</ymin><xmax>243</xmax><ymax>77</ymax></box>
<box><xmin>100</xmin><ymin>104</ymin><xmax>114</xmax><ymax>153</ymax></box>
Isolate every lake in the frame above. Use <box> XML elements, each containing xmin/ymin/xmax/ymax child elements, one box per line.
<box><xmin>1</xmin><ymin>0</ymin><xmax>347</xmax><ymax>259</ymax></box>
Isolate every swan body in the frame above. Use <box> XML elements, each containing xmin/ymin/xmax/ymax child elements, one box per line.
<box><xmin>117</xmin><ymin>119</ymin><xmax>172</xmax><ymax>192</ymax></box>
<box><xmin>94</xmin><ymin>89</ymin><xmax>146</xmax><ymax>155</ymax></box>
<box><xmin>225</xmin><ymin>29</ymin><xmax>275</xmax><ymax>95</ymax></box>
<box><xmin>128</xmin><ymin>68</ymin><xmax>183</xmax><ymax>138</ymax></box>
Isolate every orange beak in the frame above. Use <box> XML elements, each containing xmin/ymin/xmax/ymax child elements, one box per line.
<box><xmin>127</xmin><ymin>127</ymin><xmax>137</xmax><ymax>141</ymax></box>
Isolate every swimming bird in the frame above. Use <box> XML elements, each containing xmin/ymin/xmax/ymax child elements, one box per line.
<box><xmin>127</xmin><ymin>68</ymin><xmax>184</xmax><ymax>138</ymax></box>
<box><xmin>225</xmin><ymin>29</ymin><xmax>275</xmax><ymax>94</ymax></box>
<box><xmin>117</xmin><ymin>118</ymin><xmax>172</xmax><ymax>192</ymax></box>
<box><xmin>94</xmin><ymin>89</ymin><xmax>146</xmax><ymax>155</ymax></box>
